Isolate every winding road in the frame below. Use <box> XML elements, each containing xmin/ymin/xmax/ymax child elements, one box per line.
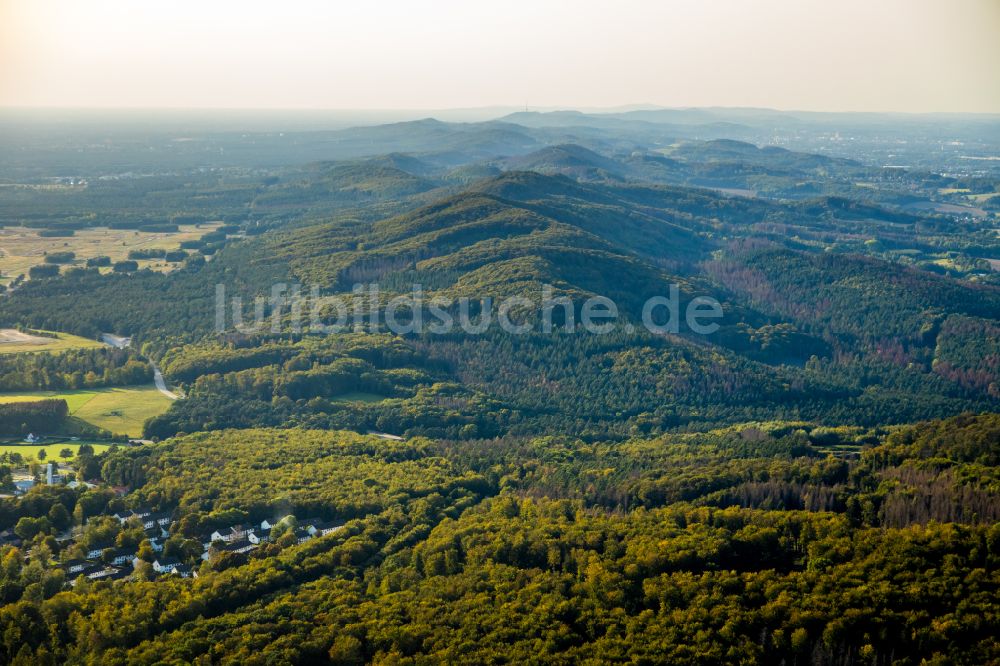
<box><xmin>100</xmin><ymin>332</ymin><xmax>180</xmax><ymax>400</ymax></box>
<box><xmin>152</xmin><ymin>365</ymin><xmax>179</xmax><ymax>400</ymax></box>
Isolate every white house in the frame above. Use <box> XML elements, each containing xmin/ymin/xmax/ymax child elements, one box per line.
<box><xmin>153</xmin><ymin>557</ymin><xmax>181</xmax><ymax>573</ymax></box>
<box><xmin>113</xmin><ymin>508</ymin><xmax>155</xmax><ymax>525</ymax></box>
<box><xmin>304</xmin><ymin>520</ymin><xmax>344</xmax><ymax>537</ymax></box>
<box><xmin>141</xmin><ymin>511</ymin><xmax>171</xmax><ymax>531</ymax></box>
<box><xmin>172</xmin><ymin>564</ymin><xmax>193</xmax><ymax>578</ymax></box>
<box><xmin>86</xmin><ymin>566</ymin><xmax>118</xmax><ymax>581</ymax></box>
<box><xmin>106</xmin><ymin>548</ymin><xmax>134</xmax><ymax>566</ymax></box>
<box><xmin>202</xmin><ymin>536</ymin><xmax>255</xmax><ymax>561</ymax></box>
<box><xmin>261</xmin><ymin>516</ymin><xmax>295</xmax><ymax>532</ymax></box>
<box><xmin>224</xmin><ymin>537</ymin><xmax>256</xmax><ymax>555</ymax></box>
<box><xmin>64</xmin><ymin>560</ymin><xmax>88</xmax><ymax>574</ymax></box>
<box><xmin>210</xmin><ymin>524</ymin><xmax>255</xmax><ymax>543</ymax></box>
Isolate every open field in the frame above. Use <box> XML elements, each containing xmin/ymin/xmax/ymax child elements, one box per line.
<box><xmin>939</xmin><ymin>187</ymin><xmax>999</xmax><ymax>204</ymax></box>
<box><xmin>0</xmin><ymin>385</ymin><xmax>172</xmax><ymax>437</ymax></box>
<box><xmin>0</xmin><ymin>328</ymin><xmax>104</xmax><ymax>355</ymax></box>
<box><xmin>0</xmin><ymin>222</ymin><xmax>222</xmax><ymax>283</ymax></box>
<box><xmin>903</xmin><ymin>200</ymin><xmax>988</xmax><ymax>219</ymax></box>
<box><xmin>0</xmin><ymin>442</ymin><xmax>112</xmax><ymax>460</ymax></box>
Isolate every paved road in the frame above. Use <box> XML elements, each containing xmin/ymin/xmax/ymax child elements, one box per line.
<box><xmin>152</xmin><ymin>365</ymin><xmax>179</xmax><ymax>400</ymax></box>
<box><xmin>367</xmin><ymin>431</ymin><xmax>405</xmax><ymax>441</ymax></box>
<box><xmin>100</xmin><ymin>333</ymin><xmax>131</xmax><ymax>348</ymax></box>
<box><xmin>101</xmin><ymin>332</ymin><xmax>180</xmax><ymax>400</ymax></box>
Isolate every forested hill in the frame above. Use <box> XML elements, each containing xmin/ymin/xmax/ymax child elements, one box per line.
<box><xmin>2</xmin><ymin>165</ymin><xmax>998</xmax><ymax>439</ymax></box>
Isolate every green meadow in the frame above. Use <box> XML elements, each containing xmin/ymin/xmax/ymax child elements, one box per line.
<box><xmin>0</xmin><ymin>386</ymin><xmax>172</xmax><ymax>437</ymax></box>
<box><xmin>0</xmin><ymin>442</ymin><xmax>113</xmax><ymax>460</ymax></box>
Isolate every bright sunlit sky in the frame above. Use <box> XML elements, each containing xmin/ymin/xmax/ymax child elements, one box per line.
<box><xmin>1</xmin><ymin>0</ymin><xmax>998</xmax><ymax>113</ymax></box>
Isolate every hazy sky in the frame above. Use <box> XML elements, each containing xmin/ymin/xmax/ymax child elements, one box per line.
<box><xmin>2</xmin><ymin>0</ymin><xmax>998</xmax><ymax>113</ymax></box>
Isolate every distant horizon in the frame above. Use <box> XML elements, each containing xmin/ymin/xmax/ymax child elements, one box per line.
<box><xmin>2</xmin><ymin>104</ymin><xmax>999</xmax><ymax>118</ymax></box>
<box><xmin>3</xmin><ymin>0</ymin><xmax>999</xmax><ymax>114</ymax></box>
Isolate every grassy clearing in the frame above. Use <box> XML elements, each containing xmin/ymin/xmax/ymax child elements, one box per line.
<box><xmin>933</xmin><ymin>257</ymin><xmax>960</xmax><ymax>270</ymax></box>
<box><xmin>0</xmin><ymin>385</ymin><xmax>171</xmax><ymax>437</ymax></box>
<box><xmin>0</xmin><ymin>222</ymin><xmax>222</xmax><ymax>283</ymax></box>
<box><xmin>0</xmin><ymin>329</ymin><xmax>104</xmax><ymax>355</ymax></box>
<box><xmin>0</xmin><ymin>442</ymin><xmax>112</xmax><ymax>460</ymax></box>
<box><xmin>72</xmin><ymin>386</ymin><xmax>171</xmax><ymax>436</ymax></box>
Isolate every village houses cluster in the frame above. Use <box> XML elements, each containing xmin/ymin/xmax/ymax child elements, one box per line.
<box><xmin>0</xmin><ymin>461</ymin><xmax>344</xmax><ymax>585</ymax></box>
<box><xmin>55</xmin><ymin>510</ymin><xmax>344</xmax><ymax>584</ymax></box>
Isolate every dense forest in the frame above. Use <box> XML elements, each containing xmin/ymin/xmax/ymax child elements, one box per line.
<box><xmin>0</xmin><ymin>399</ymin><xmax>67</xmax><ymax>435</ymax></box>
<box><xmin>0</xmin><ymin>414</ymin><xmax>998</xmax><ymax>663</ymax></box>
<box><xmin>0</xmin><ymin>347</ymin><xmax>151</xmax><ymax>391</ymax></box>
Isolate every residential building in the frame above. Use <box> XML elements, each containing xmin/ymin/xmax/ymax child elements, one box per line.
<box><xmin>153</xmin><ymin>557</ymin><xmax>182</xmax><ymax>574</ymax></box>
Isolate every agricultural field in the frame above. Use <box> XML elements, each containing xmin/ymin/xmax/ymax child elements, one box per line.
<box><xmin>0</xmin><ymin>385</ymin><xmax>172</xmax><ymax>437</ymax></box>
<box><xmin>0</xmin><ymin>328</ymin><xmax>104</xmax><ymax>354</ymax></box>
<box><xmin>938</xmin><ymin>187</ymin><xmax>999</xmax><ymax>204</ymax></box>
<box><xmin>0</xmin><ymin>441</ymin><xmax>112</xmax><ymax>460</ymax></box>
<box><xmin>0</xmin><ymin>222</ymin><xmax>222</xmax><ymax>284</ymax></box>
